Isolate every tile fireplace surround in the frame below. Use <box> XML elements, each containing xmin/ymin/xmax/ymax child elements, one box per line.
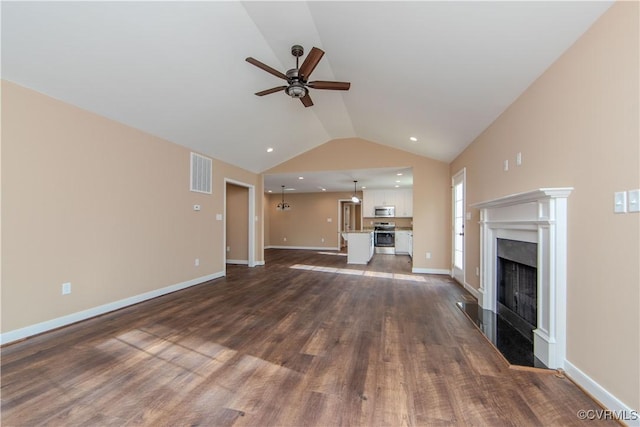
<box><xmin>472</xmin><ymin>188</ymin><xmax>573</xmax><ymax>368</ymax></box>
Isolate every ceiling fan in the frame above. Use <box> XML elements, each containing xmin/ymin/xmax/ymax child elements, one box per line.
<box><xmin>246</xmin><ymin>45</ymin><xmax>351</xmax><ymax>107</ymax></box>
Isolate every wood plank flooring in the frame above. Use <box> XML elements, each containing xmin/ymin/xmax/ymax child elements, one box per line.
<box><xmin>1</xmin><ymin>249</ymin><xmax>613</xmax><ymax>426</ymax></box>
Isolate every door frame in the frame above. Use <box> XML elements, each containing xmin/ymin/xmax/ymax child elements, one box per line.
<box><xmin>224</xmin><ymin>178</ymin><xmax>256</xmax><ymax>270</ymax></box>
<box><xmin>337</xmin><ymin>199</ymin><xmax>362</xmax><ymax>249</ymax></box>
<box><xmin>452</xmin><ymin>168</ymin><xmax>466</xmax><ymax>284</ymax></box>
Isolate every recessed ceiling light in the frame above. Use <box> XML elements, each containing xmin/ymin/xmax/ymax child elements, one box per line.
<box><xmin>361</xmin><ymin>186</ymin><xmax>366</xmax><ymax>189</ymax></box>
<box><xmin>395</xmin><ymin>185</ymin><xmax>400</xmax><ymax>188</ymax></box>
<box><xmin>409</xmin><ymin>137</ymin><xmax>418</xmax><ymax>142</ymax></box>
<box><xmin>268</xmin><ymin>190</ymin><xmax>272</xmax><ymax>193</ymax></box>
<box><xmin>266</xmin><ymin>147</ymin><xmax>274</xmax><ymax>153</ymax></box>
<box><xmin>298</xmin><ymin>176</ymin><xmax>304</xmax><ymax>180</ymax></box>
<box><xmin>395</xmin><ymin>180</ymin><xmax>401</xmax><ymax>183</ymax></box>
<box><xmin>397</xmin><ymin>173</ymin><xmax>403</xmax><ymax>176</ymax></box>
<box><xmin>322</xmin><ymin>188</ymin><xmax>327</xmax><ymax>191</ymax></box>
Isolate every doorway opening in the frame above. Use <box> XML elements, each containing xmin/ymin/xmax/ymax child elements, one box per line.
<box><xmin>224</xmin><ymin>179</ymin><xmax>256</xmax><ymax>271</ymax></box>
<box><xmin>338</xmin><ymin>200</ymin><xmax>362</xmax><ymax>249</ymax></box>
<box><xmin>452</xmin><ymin>168</ymin><xmax>466</xmax><ymax>284</ymax></box>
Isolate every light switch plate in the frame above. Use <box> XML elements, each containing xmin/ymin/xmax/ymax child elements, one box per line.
<box><xmin>628</xmin><ymin>189</ymin><xmax>640</xmax><ymax>213</ymax></box>
<box><xmin>614</xmin><ymin>191</ymin><xmax>627</xmax><ymax>213</ymax></box>
<box><xmin>216</xmin><ymin>213</ymin><xmax>223</xmax><ymax>221</ymax></box>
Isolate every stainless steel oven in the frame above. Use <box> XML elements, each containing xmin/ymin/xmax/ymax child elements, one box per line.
<box><xmin>374</xmin><ymin>221</ymin><xmax>396</xmax><ymax>254</ymax></box>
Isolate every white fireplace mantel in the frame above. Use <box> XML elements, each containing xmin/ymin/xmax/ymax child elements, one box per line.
<box><xmin>471</xmin><ymin>188</ymin><xmax>573</xmax><ymax>368</ymax></box>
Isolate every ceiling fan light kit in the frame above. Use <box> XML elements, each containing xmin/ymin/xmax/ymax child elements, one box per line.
<box><xmin>246</xmin><ymin>44</ymin><xmax>351</xmax><ymax>107</ymax></box>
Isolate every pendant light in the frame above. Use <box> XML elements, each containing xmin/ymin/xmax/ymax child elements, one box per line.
<box><xmin>277</xmin><ymin>185</ymin><xmax>291</xmax><ymax>211</ymax></box>
<box><xmin>351</xmin><ymin>180</ymin><xmax>360</xmax><ymax>203</ymax></box>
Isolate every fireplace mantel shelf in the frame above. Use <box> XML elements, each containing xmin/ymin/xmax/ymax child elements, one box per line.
<box><xmin>471</xmin><ymin>188</ymin><xmax>574</xmax><ymax>210</ymax></box>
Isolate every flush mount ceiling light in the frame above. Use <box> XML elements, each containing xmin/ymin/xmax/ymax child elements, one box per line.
<box><xmin>351</xmin><ymin>180</ymin><xmax>360</xmax><ymax>203</ymax></box>
<box><xmin>409</xmin><ymin>137</ymin><xmax>418</xmax><ymax>142</ymax></box>
<box><xmin>266</xmin><ymin>147</ymin><xmax>274</xmax><ymax>153</ymax></box>
<box><xmin>276</xmin><ymin>185</ymin><xmax>291</xmax><ymax>211</ymax></box>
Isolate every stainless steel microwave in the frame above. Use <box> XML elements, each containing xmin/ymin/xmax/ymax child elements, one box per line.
<box><xmin>374</xmin><ymin>206</ymin><xmax>395</xmax><ymax>217</ymax></box>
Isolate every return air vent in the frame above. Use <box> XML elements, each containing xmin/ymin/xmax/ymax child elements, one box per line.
<box><xmin>190</xmin><ymin>152</ymin><xmax>212</xmax><ymax>194</ymax></box>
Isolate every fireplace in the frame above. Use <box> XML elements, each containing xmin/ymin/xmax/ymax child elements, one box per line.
<box><xmin>472</xmin><ymin>188</ymin><xmax>572</xmax><ymax>369</ymax></box>
<box><xmin>497</xmin><ymin>239</ymin><xmax>537</xmax><ymax>342</ymax></box>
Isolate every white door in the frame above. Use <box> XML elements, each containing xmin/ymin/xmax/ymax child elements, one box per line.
<box><xmin>452</xmin><ymin>169</ymin><xmax>465</xmax><ymax>284</ymax></box>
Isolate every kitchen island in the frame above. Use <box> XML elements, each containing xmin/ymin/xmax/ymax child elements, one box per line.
<box><xmin>341</xmin><ymin>231</ymin><xmax>374</xmax><ymax>264</ymax></box>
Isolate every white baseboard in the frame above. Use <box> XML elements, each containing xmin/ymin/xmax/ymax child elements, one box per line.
<box><xmin>411</xmin><ymin>267</ymin><xmax>451</xmax><ymax>275</ymax></box>
<box><xmin>0</xmin><ymin>271</ymin><xmax>225</xmax><ymax>346</ymax></box>
<box><xmin>226</xmin><ymin>259</ymin><xmax>248</xmax><ymax>265</ymax></box>
<box><xmin>254</xmin><ymin>260</ymin><xmax>265</xmax><ymax>266</ymax></box>
<box><xmin>564</xmin><ymin>360</ymin><xmax>639</xmax><ymax>426</ymax></box>
<box><xmin>463</xmin><ymin>281</ymin><xmax>481</xmax><ymax>300</ymax></box>
<box><xmin>266</xmin><ymin>245</ymin><xmax>340</xmax><ymax>251</ymax></box>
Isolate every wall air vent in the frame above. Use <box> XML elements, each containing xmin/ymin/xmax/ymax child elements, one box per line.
<box><xmin>190</xmin><ymin>152</ymin><xmax>212</xmax><ymax>194</ymax></box>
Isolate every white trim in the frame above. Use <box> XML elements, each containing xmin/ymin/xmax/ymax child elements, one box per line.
<box><xmin>254</xmin><ymin>260</ymin><xmax>265</xmax><ymax>266</ymax></box>
<box><xmin>564</xmin><ymin>360</ymin><xmax>640</xmax><ymax>426</ymax></box>
<box><xmin>471</xmin><ymin>187</ymin><xmax>574</xmax><ymax>210</ymax></box>
<box><xmin>463</xmin><ymin>281</ymin><xmax>481</xmax><ymax>299</ymax></box>
<box><xmin>267</xmin><ymin>245</ymin><xmax>340</xmax><ymax>251</ymax></box>
<box><xmin>0</xmin><ymin>271</ymin><xmax>224</xmax><ymax>345</ymax></box>
<box><xmin>412</xmin><ymin>267</ymin><xmax>451</xmax><ymax>275</ymax></box>
<box><xmin>226</xmin><ymin>259</ymin><xmax>248</xmax><ymax>265</ymax></box>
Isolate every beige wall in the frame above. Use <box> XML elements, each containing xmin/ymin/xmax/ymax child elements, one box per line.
<box><xmin>1</xmin><ymin>80</ymin><xmax>263</xmax><ymax>333</ymax></box>
<box><xmin>226</xmin><ymin>183</ymin><xmax>249</xmax><ymax>262</ymax></box>
<box><xmin>450</xmin><ymin>2</ymin><xmax>639</xmax><ymax>410</ymax></box>
<box><xmin>267</xmin><ymin>191</ymin><xmax>357</xmax><ymax>248</ymax></box>
<box><xmin>266</xmin><ymin>138</ymin><xmax>451</xmax><ymax>271</ymax></box>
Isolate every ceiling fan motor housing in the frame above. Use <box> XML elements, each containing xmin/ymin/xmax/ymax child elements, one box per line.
<box><xmin>286</xmin><ymin>68</ymin><xmax>307</xmax><ymax>98</ymax></box>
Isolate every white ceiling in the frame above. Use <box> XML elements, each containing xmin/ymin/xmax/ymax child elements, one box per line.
<box><xmin>2</xmin><ymin>1</ymin><xmax>612</xmax><ymax>193</ymax></box>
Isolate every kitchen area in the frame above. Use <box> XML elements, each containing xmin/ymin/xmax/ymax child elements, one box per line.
<box><xmin>342</xmin><ymin>188</ymin><xmax>413</xmax><ymax>264</ymax></box>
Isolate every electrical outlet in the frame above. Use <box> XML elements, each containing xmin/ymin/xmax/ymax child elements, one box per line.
<box><xmin>194</xmin><ymin>258</ymin><xmax>199</xmax><ymax>267</ymax></box>
<box><xmin>61</xmin><ymin>282</ymin><xmax>71</xmax><ymax>295</ymax></box>
<box><xmin>503</xmin><ymin>159</ymin><xmax>509</xmax><ymax>172</ymax></box>
<box><xmin>283</xmin><ymin>237</ymin><xmax>287</xmax><ymax>242</ymax></box>
<box><xmin>426</xmin><ymin>252</ymin><xmax>432</xmax><ymax>259</ymax></box>
<box><xmin>516</xmin><ymin>152</ymin><xmax>522</xmax><ymax>166</ymax></box>
<box><xmin>321</xmin><ymin>238</ymin><xmax>325</xmax><ymax>243</ymax></box>
<box><xmin>226</xmin><ymin>246</ymin><xmax>230</xmax><ymax>252</ymax></box>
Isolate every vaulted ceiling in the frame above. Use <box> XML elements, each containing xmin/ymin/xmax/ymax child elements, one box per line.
<box><xmin>2</xmin><ymin>1</ymin><xmax>612</xmax><ymax>189</ymax></box>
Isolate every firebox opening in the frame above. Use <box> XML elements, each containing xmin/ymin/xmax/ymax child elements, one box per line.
<box><xmin>497</xmin><ymin>239</ymin><xmax>538</xmax><ymax>343</ymax></box>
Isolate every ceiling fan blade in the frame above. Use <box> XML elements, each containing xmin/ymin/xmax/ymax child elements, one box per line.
<box><xmin>307</xmin><ymin>81</ymin><xmax>351</xmax><ymax>91</ymax></box>
<box><xmin>300</xmin><ymin>93</ymin><xmax>314</xmax><ymax>107</ymax></box>
<box><xmin>298</xmin><ymin>47</ymin><xmax>324</xmax><ymax>80</ymax></box>
<box><xmin>255</xmin><ymin>86</ymin><xmax>287</xmax><ymax>96</ymax></box>
<box><xmin>246</xmin><ymin>57</ymin><xmax>288</xmax><ymax>81</ymax></box>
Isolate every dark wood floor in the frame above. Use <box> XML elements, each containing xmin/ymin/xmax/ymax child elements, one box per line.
<box><xmin>1</xmin><ymin>249</ymin><xmax>612</xmax><ymax>426</ymax></box>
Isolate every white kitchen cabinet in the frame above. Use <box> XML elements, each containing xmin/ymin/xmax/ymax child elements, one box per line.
<box><xmin>344</xmin><ymin>231</ymin><xmax>374</xmax><ymax>264</ymax></box>
<box><xmin>395</xmin><ymin>230</ymin><xmax>412</xmax><ymax>255</ymax></box>
<box><xmin>394</xmin><ymin>189</ymin><xmax>413</xmax><ymax>217</ymax></box>
<box><xmin>362</xmin><ymin>190</ymin><xmax>376</xmax><ymax>217</ymax></box>
<box><xmin>362</xmin><ymin>189</ymin><xmax>413</xmax><ymax>217</ymax></box>
<box><xmin>408</xmin><ymin>232</ymin><xmax>413</xmax><ymax>257</ymax></box>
